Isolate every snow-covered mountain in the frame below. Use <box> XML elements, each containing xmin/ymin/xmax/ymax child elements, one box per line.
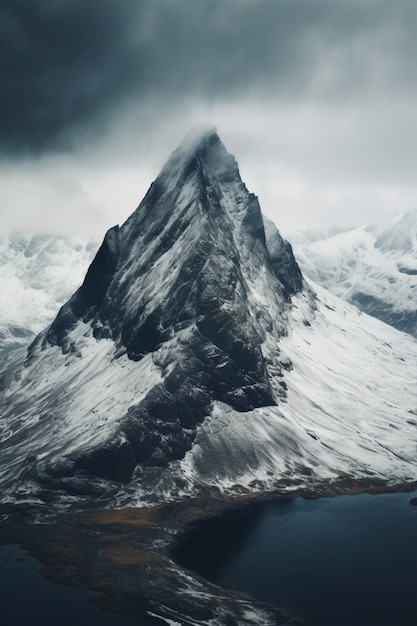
<box><xmin>287</xmin><ymin>210</ymin><xmax>417</xmax><ymax>337</ymax></box>
<box><xmin>0</xmin><ymin>129</ymin><xmax>416</xmax><ymax>508</ymax></box>
<box><xmin>0</xmin><ymin>232</ymin><xmax>97</xmax><ymax>356</ymax></box>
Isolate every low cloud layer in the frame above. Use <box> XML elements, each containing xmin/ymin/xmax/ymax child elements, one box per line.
<box><xmin>1</xmin><ymin>0</ymin><xmax>416</xmax><ymax>234</ymax></box>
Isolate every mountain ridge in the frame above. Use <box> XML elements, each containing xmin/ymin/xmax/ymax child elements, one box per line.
<box><xmin>0</xmin><ymin>130</ymin><xmax>416</xmax><ymax>507</ymax></box>
<box><xmin>287</xmin><ymin>209</ymin><xmax>417</xmax><ymax>337</ymax></box>
<box><xmin>0</xmin><ymin>232</ymin><xmax>97</xmax><ymax>356</ymax></box>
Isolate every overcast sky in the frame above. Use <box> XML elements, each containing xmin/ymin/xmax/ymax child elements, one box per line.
<box><xmin>1</xmin><ymin>0</ymin><xmax>416</xmax><ymax>238</ymax></box>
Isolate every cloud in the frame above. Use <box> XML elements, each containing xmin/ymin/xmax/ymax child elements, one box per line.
<box><xmin>1</xmin><ymin>0</ymin><xmax>416</xmax><ymax>156</ymax></box>
<box><xmin>215</xmin><ymin>101</ymin><xmax>417</xmax><ymax>231</ymax></box>
<box><xmin>0</xmin><ymin>0</ymin><xmax>416</xmax><ymax>234</ymax></box>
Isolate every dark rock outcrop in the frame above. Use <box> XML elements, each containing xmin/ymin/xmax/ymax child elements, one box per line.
<box><xmin>2</xmin><ymin>129</ymin><xmax>304</xmax><ymax>492</ymax></box>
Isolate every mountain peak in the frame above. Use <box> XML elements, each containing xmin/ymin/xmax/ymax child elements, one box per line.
<box><xmin>176</xmin><ymin>125</ymin><xmax>219</xmax><ymax>154</ymax></box>
<box><xmin>12</xmin><ymin>128</ymin><xmax>304</xmax><ymax>492</ymax></box>
<box><xmin>0</xmin><ymin>130</ymin><xmax>416</xmax><ymax>511</ymax></box>
<box><xmin>152</xmin><ymin>126</ymin><xmax>239</xmax><ymax>191</ymax></box>
<box><xmin>40</xmin><ymin>129</ymin><xmax>304</xmax><ymax>377</ymax></box>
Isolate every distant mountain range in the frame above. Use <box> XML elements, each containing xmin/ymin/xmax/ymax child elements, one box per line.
<box><xmin>286</xmin><ymin>209</ymin><xmax>417</xmax><ymax>338</ymax></box>
<box><xmin>1</xmin><ymin>129</ymin><xmax>416</xmax><ymax>509</ymax></box>
<box><xmin>0</xmin><ymin>232</ymin><xmax>97</xmax><ymax>356</ymax></box>
<box><xmin>1</xmin><ymin>210</ymin><xmax>415</xmax><ymax>362</ymax></box>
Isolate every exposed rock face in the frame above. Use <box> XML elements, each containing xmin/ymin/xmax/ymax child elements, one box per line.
<box><xmin>263</xmin><ymin>216</ymin><xmax>303</xmax><ymax>298</ymax></box>
<box><xmin>46</xmin><ymin>130</ymin><xmax>301</xmax><ymax>363</ymax></box>
<box><xmin>348</xmin><ymin>291</ymin><xmax>417</xmax><ymax>337</ymax></box>
<box><xmin>1</xmin><ymin>129</ymin><xmax>416</xmax><ymax>507</ymax></box>
<box><xmin>1</xmin><ymin>129</ymin><xmax>303</xmax><ymax>498</ymax></box>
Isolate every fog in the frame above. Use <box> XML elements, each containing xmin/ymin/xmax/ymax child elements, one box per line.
<box><xmin>1</xmin><ymin>0</ymin><xmax>416</xmax><ymax>237</ymax></box>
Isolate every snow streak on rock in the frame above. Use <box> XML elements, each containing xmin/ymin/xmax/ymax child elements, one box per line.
<box><xmin>0</xmin><ymin>129</ymin><xmax>416</xmax><ymax>506</ymax></box>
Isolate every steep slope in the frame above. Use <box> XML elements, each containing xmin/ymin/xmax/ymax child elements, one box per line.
<box><xmin>287</xmin><ymin>211</ymin><xmax>417</xmax><ymax>337</ymax></box>
<box><xmin>0</xmin><ymin>130</ymin><xmax>416</xmax><ymax>508</ymax></box>
<box><xmin>0</xmin><ymin>129</ymin><xmax>302</xmax><ymax>503</ymax></box>
<box><xmin>0</xmin><ymin>232</ymin><xmax>97</xmax><ymax>356</ymax></box>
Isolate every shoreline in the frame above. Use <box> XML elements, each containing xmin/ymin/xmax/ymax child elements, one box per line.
<box><xmin>0</xmin><ymin>478</ymin><xmax>416</xmax><ymax>625</ymax></box>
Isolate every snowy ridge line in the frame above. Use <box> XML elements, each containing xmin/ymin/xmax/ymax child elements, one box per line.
<box><xmin>0</xmin><ymin>231</ymin><xmax>98</xmax><ymax>353</ymax></box>
<box><xmin>286</xmin><ymin>209</ymin><xmax>417</xmax><ymax>337</ymax></box>
<box><xmin>0</xmin><ymin>129</ymin><xmax>416</xmax><ymax>508</ymax></box>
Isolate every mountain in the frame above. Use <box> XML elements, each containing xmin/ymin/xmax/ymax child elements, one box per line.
<box><xmin>0</xmin><ymin>232</ymin><xmax>97</xmax><ymax>356</ymax></box>
<box><xmin>287</xmin><ymin>210</ymin><xmax>417</xmax><ymax>337</ymax></box>
<box><xmin>0</xmin><ymin>129</ymin><xmax>416</xmax><ymax>507</ymax></box>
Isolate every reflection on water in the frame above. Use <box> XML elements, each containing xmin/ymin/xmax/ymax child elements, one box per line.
<box><xmin>175</xmin><ymin>491</ymin><xmax>417</xmax><ymax>626</ymax></box>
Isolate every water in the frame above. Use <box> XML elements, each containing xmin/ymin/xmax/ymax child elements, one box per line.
<box><xmin>0</xmin><ymin>544</ymin><xmax>159</xmax><ymax>626</ymax></box>
<box><xmin>175</xmin><ymin>491</ymin><xmax>417</xmax><ymax>626</ymax></box>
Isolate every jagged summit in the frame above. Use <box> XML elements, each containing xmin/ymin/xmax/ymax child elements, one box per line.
<box><xmin>158</xmin><ymin>126</ymin><xmax>235</xmax><ymax>179</ymax></box>
<box><xmin>0</xmin><ymin>130</ymin><xmax>416</xmax><ymax>507</ymax></box>
<box><xmin>2</xmin><ymin>130</ymin><xmax>303</xmax><ymax>499</ymax></box>
<box><xmin>164</xmin><ymin>126</ymin><xmax>244</xmax><ymax>190</ymax></box>
<box><xmin>166</xmin><ymin>125</ymin><xmax>221</xmax><ymax>162</ymax></box>
<box><xmin>40</xmin><ymin>128</ymin><xmax>302</xmax><ymax>361</ymax></box>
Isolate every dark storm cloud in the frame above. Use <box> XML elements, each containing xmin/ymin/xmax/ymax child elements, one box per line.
<box><xmin>1</xmin><ymin>0</ymin><xmax>416</xmax><ymax>156</ymax></box>
<box><xmin>0</xmin><ymin>0</ymin><xmax>141</xmax><ymax>154</ymax></box>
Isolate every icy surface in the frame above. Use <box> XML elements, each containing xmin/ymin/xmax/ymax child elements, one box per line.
<box><xmin>0</xmin><ymin>131</ymin><xmax>416</xmax><ymax>506</ymax></box>
<box><xmin>174</xmin><ymin>280</ymin><xmax>417</xmax><ymax>495</ymax></box>
<box><xmin>287</xmin><ymin>210</ymin><xmax>417</xmax><ymax>337</ymax></box>
<box><xmin>0</xmin><ymin>232</ymin><xmax>97</xmax><ymax>354</ymax></box>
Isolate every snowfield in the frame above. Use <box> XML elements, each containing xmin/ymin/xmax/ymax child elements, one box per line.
<box><xmin>287</xmin><ymin>210</ymin><xmax>417</xmax><ymax>337</ymax></box>
<box><xmin>0</xmin><ymin>129</ymin><xmax>416</xmax><ymax>508</ymax></box>
<box><xmin>171</xmin><ymin>280</ymin><xmax>417</xmax><ymax>499</ymax></box>
<box><xmin>0</xmin><ymin>232</ymin><xmax>97</xmax><ymax>354</ymax></box>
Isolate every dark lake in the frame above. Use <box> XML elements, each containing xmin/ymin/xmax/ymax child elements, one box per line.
<box><xmin>174</xmin><ymin>490</ymin><xmax>417</xmax><ymax>626</ymax></box>
<box><xmin>0</xmin><ymin>544</ymin><xmax>158</xmax><ymax>626</ymax></box>
<box><xmin>1</xmin><ymin>491</ymin><xmax>416</xmax><ymax>626</ymax></box>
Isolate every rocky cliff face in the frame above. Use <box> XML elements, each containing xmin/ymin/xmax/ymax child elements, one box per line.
<box><xmin>0</xmin><ymin>129</ymin><xmax>305</xmax><ymax>502</ymax></box>
<box><xmin>1</xmin><ymin>130</ymin><xmax>416</xmax><ymax>507</ymax></box>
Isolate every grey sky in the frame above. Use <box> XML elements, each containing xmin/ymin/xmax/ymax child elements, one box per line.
<box><xmin>1</xmin><ymin>0</ymin><xmax>416</xmax><ymax>236</ymax></box>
